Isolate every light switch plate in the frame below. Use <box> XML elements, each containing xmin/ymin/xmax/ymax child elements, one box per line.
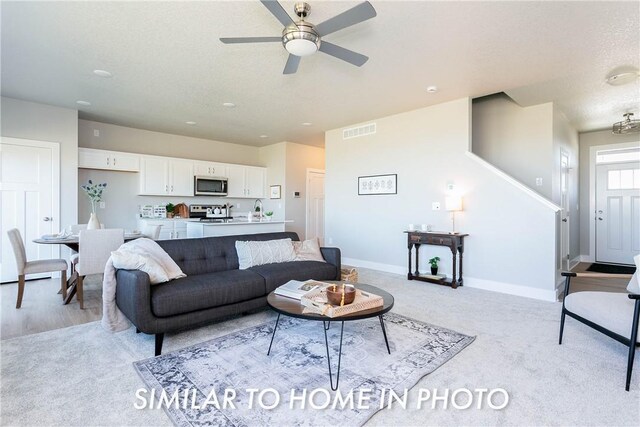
<box><xmin>535</xmin><ymin>177</ymin><xmax>543</xmax><ymax>186</ymax></box>
<box><xmin>432</xmin><ymin>202</ymin><xmax>441</xmax><ymax>211</ymax></box>
<box><xmin>99</xmin><ymin>201</ymin><xmax>106</xmax><ymax>209</ymax></box>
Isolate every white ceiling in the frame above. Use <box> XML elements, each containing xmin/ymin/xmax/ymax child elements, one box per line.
<box><xmin>2</xmin><ymin>1</ymin><xmax>638</xmax><ymax>147</ymax></box>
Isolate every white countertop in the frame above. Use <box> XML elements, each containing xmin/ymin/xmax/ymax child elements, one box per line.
<box><xmin>191</xmin><ymin>220</ymin><xmax>293</xmax><ymax>226</ymax></box>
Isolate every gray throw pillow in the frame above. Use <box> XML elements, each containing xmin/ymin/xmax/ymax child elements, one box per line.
<box><xmin>235</xmin><ymin>238</ymin><xmax>296</xmax><ymax>269</ymax></box>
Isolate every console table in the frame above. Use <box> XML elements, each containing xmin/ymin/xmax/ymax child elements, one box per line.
<box><xmin>405</xmin><ymin>231</ymin><xmax>468</xmax><ymax>288</ymax></box>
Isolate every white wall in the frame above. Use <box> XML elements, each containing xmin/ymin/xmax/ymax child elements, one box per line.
<box><xmin>284</xmin><ymin>142</ymin><xmax>325</xmax><ymax>239</ymax></box>
<box><xmin>578</xmin><ymin>129</ymin><xmax>640</xmax><ymax>257</ymax></box>
<box><xmin>325</xmin><ymin>98</ymin><xmax>560</xmax><ymax>301</ymax></box>
<box><xmin>472</xmin><ymin>93</ymin><xmax>554</xmax><ymax>199</ymax></box>
<box><xmin>1</xmin><ymin>96</ymin><xmax>78</xmax><ymax>234</ymax></box>
<box><xmin>79</xmin><ymin>120</ymin><xmax>261</xmax><ymax>165</ymax></box>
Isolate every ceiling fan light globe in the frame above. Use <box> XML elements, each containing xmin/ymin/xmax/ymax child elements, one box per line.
<box><xmin>285</xmin><ymin>38</ymin><xmax>319</xmax><ymax>56</ymax></box>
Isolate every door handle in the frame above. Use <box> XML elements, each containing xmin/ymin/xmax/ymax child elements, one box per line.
<box><xmin>171</xmin><ymin>185</ymin><xmax>174</xmax><ymax>192</ymax></box>
<box><xmin>113</xmin><ymin>157</ymin><xmax>116</xmax><ymax>166</ymax></box>
<box><xmin>43</xmin><ymin>217</ymin><xmax>52</xmax><ymax>221</ymax></box>
<box><xmin>562</xmin><ymin>218</ymin><xmax>568</xmax><ymax>222</ymax></box>
<box><xmin>106</xmin><ymin>157</ymin><xmax>110</xmax><ymax>166</ymax></box>
<box><xmin>598</xmin><ymin>217</ymin><xmax>604</xmax><ymax>221</ymax></box>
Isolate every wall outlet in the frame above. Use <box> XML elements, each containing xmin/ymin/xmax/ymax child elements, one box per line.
<box><xmin>94</xmin><ymin>129</ymin><xmax>100</xmax><ymax>137</ymax></box>
<box><xmin>99</xmin><ymin>201</ymin><xmax>106</xmax><ymax>209</ymax></box>
<box><xmin>535</xmin><ymin>177</ymin><xmax>543</xmax><ymax>186</ymax></box>
<box><xmin>236</xmin><ymin>203</ymin><xmax>241</xmax><ymax>209</ymax></box>
<box><xmin>278</xmin><ymin>203</ymin><xmax>282</xmax><ymax>209</ymax></box>
<box><xmin>328</xmin><ymin>237</ymin><xmax>333</xmax><ymax>244</ymax></box>
<box><xmin>432</xmin><ymin>202</ymin><xmax>441</xmax><ymax>211</ymax></box>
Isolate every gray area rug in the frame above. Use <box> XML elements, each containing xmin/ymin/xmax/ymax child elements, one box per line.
<box><xmin>134</xmin><ymin>312</ymin><xmax>474</xmax><ymax>426</ymax></box>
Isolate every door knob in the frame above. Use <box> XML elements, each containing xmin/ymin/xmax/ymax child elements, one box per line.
<box><xmin>598</xmin><ymin>217</ymin><xmax>604</xmax><ymax>221</ymax></box>
<box><xmin>43</xmin><ymin>217</ymin><xmax>52</xmax><ymax>221</ymax></box>
<box><xmin>562</xmin><ymin>218</ymin><xmax>568</xmax><ymax>222</ymax></box>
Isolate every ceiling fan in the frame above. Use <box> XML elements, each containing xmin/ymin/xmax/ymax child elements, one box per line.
<box><xmin>220</xmin><ymin>0</ymin><xmax>377</xmax><ymax>74</ymax></box>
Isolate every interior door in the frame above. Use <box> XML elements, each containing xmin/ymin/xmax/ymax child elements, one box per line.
<box><xmin>306</xmin><ymin>170</ymin><xmax>325</xmax><ymax>244</ymax></box>
<box><xmin>1</xmin><ymin>138</ymin><xmax>59</xmax><ymax>282</ymax></box>
<box><xmin>596</xmin><ymin>162</ymin><xmax>640</xmax><ymax>264</ymax></box>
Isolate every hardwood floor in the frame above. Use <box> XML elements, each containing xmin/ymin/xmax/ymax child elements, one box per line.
<box><xmin>0</xmin><ymin>275</ymin><xmax>102</xmax><ymax>340</ymax></box>
<box><xmin>1</xmin><ymin>263</ymin><xmax>631</xmax><ymax>340</ymax></box>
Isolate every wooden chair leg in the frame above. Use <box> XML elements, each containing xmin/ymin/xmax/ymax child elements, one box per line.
<box><xmin>16</xmin><ymin>275</ymin><xmax>25</xmax><ymax>309</ymax></box>
<box><xmin>77</xmin><ymin>275</ymin><xmax>84</xmax><ymax>309</ymax></box>
<box><xmin>61</xmin><ymin>270</ymin><xmax>68</xmax><ymax>300</ymax></box>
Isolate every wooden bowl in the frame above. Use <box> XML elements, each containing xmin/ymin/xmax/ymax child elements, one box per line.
<box><xmin>326</xmin><ymin>285</ymin><xmax>356</xmax><ymax>306</ymax></box>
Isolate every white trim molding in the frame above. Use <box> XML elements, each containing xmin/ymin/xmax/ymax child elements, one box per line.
<box><xmin>569</xmin><ymin>256</ymin><xmax>581</xmax><ymax>270</ymax></box>
<box><xmin>342</xmin><ymin>257</ymin><xmax>405</xmax><ymax>275</ymax></box>
<box><xmin>465</xmin><ymin>276</ymin><xmax>558</xmax><ymax>302</ymax></box>
<box><xmin>465</xmin><ymin>151</ymin><xmax>561</xmax><ymax>212</ymax></box>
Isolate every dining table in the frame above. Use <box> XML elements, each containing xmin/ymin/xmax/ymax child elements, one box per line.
<box><xmin>33</xmin><ymin>232</ymin><xmax>142</xmax><ymax>305</ymax></box>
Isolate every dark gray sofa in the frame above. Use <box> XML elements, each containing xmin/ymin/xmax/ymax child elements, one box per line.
<box><xmin>115</xmin><ymin>232</ymin><xmax>340</xmax><ymax>355</ymax></box>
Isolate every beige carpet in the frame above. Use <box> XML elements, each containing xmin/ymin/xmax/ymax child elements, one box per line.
<box><xmin>1</xmin><ymin>268</ymin><xmax>639</xmax><ymax>426</ymax></box>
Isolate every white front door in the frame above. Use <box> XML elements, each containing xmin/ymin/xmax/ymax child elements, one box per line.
<box><xmin>306</xmin><ymin>170</ymin><xmax>325</xmax><ymax>245</ymax></box>
<box><xmin>0</xmin><ymin>138</ymin><xmax>60</xmax><ymax>282</ymax></box>
<box><xmin>596</xmin><ymin>162</ymin><xmax>640</xmax><ymax>265</ymax></box>
<box><xmin>560</xmin><ymin>150</ymin><xmax>570</xmax><ymax>270</ymax></box>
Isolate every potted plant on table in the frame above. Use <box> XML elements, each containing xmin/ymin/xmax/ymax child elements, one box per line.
<box><xmin>80</xmin><ymin>180</ymin><xmax>107</xmax><ymax>229</ymax></box>
<box><xmin>166</xmin><ymin>203</ymin><xmax>175</xmax><ymax>219</ymax></box>
<box><xmin>428</xmin><ymin>256</ymin><xmax>440</xmax><ymax>275</ymax></box>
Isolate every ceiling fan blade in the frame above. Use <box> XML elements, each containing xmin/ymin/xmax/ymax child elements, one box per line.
<box><xmin>260</xmin><ymin>0</ymin><xmax>296</xmax><ymax>27</ymax></box>
<box><xmin>283</xmin><ymin>55</ymin><xmax>301</xmax><ymax>74</ymax></box>
<box><xmin>219</xmin><ymin>37</ymin><xmax>281</xmax><ymax>44</ymax></box>
<box><xmin>315</xmin><ymin>1</ymin><xmax>377</xmax><ymax>37</ymax></box>
<box><xmin>318</xmin><ymin>41</ymin><xmax>368</xmax><ymax>67</ymax></box>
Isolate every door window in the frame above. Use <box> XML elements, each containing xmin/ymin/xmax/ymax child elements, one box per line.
<box><xmin>607</xmin><ymin>169</ymin><xmax>640</xmax><ymax>190</ymax></box>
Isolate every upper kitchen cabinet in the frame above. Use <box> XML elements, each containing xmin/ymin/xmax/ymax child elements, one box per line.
<box><xmin>226</xmin><ymin>164</ymin><xmax>266</xmax><ymax>198</ymax></box>
<box><xmin>194</xmin><ymin>161</ymin><xmax>228</xmax><ymax>178</ymax></box>
<box><xmin>139</xmin><ymin>156</ymin><xmax>194</xmax><ymax>196</ymax></box>
<box><xmin>78</xmin><ymin>148</ymin><xmax>139</xmax><ymax>172</ymax></box>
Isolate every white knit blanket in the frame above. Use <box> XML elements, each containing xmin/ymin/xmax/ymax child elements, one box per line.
<box><xmin>101</xmin><ymin>238</ymin><xmax>185</xmax><ymax>332</ymax></box>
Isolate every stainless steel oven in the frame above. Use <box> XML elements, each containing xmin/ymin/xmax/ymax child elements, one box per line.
<box><xmin>194</xmin><ymin>176</ymin><xmax>228</xmax><ymax>196</ymax></box>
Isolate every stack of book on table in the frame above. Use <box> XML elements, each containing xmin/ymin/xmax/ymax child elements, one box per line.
<box><xmin>274</xmin><ymin>280</ymin><xmax>383</xmax><ymax>318</ymax></box>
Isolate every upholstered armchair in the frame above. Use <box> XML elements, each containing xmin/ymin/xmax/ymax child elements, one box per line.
<box><xmin>559</xmin><ymin>264</ymin><xmax>640</xmax><ymax>391</ymax></box>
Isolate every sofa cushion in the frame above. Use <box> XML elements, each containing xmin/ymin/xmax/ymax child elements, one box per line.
<box><xmin>236</xmin><ymin>238</ymin><xmax>296</xmax><ymax>269</ymax></box>
<box><xmin>565</xmin><ymin>291</ymin><xmax>640</xmax><ymax>343</ymax></box>
<box><xmin>151</xmin><ymin>270</ymin><xmax>266</xmax><ymax>317</ymax></box>
<box><xmin>250</xmin><ymin>261</ymin><xmax>338</xmax><ymax>293</ymax></box>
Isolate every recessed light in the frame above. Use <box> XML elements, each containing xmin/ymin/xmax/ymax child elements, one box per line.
<box><xmin>185</xmin><ymin>121</ymin><xmax>197</xmax><ymax>126</ymax></box>
<box><xmin>76</xmin><ymin>100</ymin><xmax>91</xmax><ymax>106</ymax></box>
<box><xmin>93</xmin><ymin>69</ymin><xmax>113</xmax><ymax>78</ymax></box>
<box><xmin>605</xmin><ymin>72</ymin><xmax>639</xmax><ymax>86</ymax></box>
<box><xmin>301</xmin><ymin>122</ymin><xmax>312</xmax><ymax>126</ymax></box>
<box><xmin>222</xmin><ymin>102</ymin><xmax>236</xmax><ymax>108</ymax></box>
<box><xmin>426</xmin><ymin>86</ymin><xmax>438</xmax><ymax>93</ymax></box>
<box><xmin>259</xmin><ymin>135</ymin><xmax>269</xmax><ymax>138</ymax></box>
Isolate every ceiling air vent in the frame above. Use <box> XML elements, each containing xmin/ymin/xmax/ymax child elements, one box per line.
<box><xmin>343</xmin><ymin>123</ymin><xmax>376</xmax><ymax>140</ymax></box>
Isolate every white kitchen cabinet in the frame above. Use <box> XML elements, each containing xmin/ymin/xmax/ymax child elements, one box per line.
<box><xmin>139</xmin><ymin>156</ymin><xmax>194</xmax><ymax>196</ymax></box>
<box><xmin>78</xmin><ymin>148</ymin><xmax>139</xmax><ymax>172</ymax></box>
<box><xmin>194</xmin><ymin>161</ymin><xmax>228</xmax><ymax>177</ymax></box>
<box><xmin>226</xmin><ymin>165</ymin><xmax>266</xmax><ymax>198</ymax></box>
<box><xmin>137</xmin><ymin>218</ymin><xmax>190</xmax><ymax>240</ymax></box>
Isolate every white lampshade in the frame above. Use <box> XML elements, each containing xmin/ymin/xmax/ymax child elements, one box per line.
<box><xmin>445</xmin><ymin>196</ymin><xmax>463</xmax><ymax>212</ymax></box>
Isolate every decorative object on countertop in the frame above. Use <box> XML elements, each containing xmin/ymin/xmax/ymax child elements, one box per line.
<box><xmin>264</xmin><ymin>211</ymin><xmax>273</xmax><ymax>221</ymax></box>
<box><xmin>270</xmin><ymin>184</ymin><xmax>281</xmax><ymax>199</ymax></box>
<box><xmin>153</xmin><ymin>205</ymin><xmax>167</xmax><ymax>218</ymax></box>
<box><xmin>173</xmin><ymin>203</ymin><xmax>188</xmax><ymax>218</ymax></box>
<box><xmin>139</xmin><ymin>205</ymin><xmax>154</xmax><ymax>218</ymax></box>
<box><xmin>358</xmin><ymin>174</ymin><xmax>397</xmax><ymax>195</ymax></box>
<box><xmin>429</xmin><ymin>256</ymin><xmax>440</xmax><ymax>275</ymax></box>
<box><xmin>80</xmin><ymin>180</ymin><xmax>106</xmax><ymax>230</ymax></box>
<box><xmin>165</xmin><ymin>203</ymin><xmax>175</xmax><ymax>218</ymax></box>
<box><xmin>341</xmin><ymin>267</ymin><xmax>358</xmax><ymax>283</ymax></box>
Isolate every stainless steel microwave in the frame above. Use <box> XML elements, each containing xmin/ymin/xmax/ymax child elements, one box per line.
<box><xmin>194</xmin><ymin>176</ymin><xmax>228</xmax><ymax>196</ymax></box>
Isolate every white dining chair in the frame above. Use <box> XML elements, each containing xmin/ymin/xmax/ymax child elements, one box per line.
<box><xmin>75</xmin><ymin>229</ymin><xmax>124</xmax><ymax>309</ymax></box>
<box><xmin>68</xmin><ymin>223</ymin><xmax>105</xmax><ymax>273</ymax></box>
<box><xmin>142</xmin><ymin>224</ymin><xmax>162</xmax><ymax>240</ymax></box>
<box><xmin>7</xmin><ymin>228</ymin><xmax>68</xmax><ymax>308</ymax></box>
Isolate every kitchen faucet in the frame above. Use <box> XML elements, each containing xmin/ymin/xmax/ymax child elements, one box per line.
<box><xmin>253</xmin><ymin>199</ymin><xmax>263</xmax><ymax>219</ymax></box>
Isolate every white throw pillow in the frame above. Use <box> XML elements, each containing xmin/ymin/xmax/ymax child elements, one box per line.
<box><xmin>293</xmin><ymin>238</ymin><xmax>326</xmax><ymax>262</ymax></box>
<box><xmin>627</xmin><ymin>254</ymin><xmax>640</xmax><ymax>294</ymax></box>
<box><xmin>111</xmin><ymin>250</ymin><xmax>169</xmax><ymax>284</ymax></box>
<box><xmin>235</xmin><ymin>238</ymin><xmax>296</xmax><ymax>269</ymax></box>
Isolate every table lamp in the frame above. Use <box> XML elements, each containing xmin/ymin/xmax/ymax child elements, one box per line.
<box><xmin>445</xmin><ymin>195</ymin><xmax>463</xmax><ymax>234</ymax></box>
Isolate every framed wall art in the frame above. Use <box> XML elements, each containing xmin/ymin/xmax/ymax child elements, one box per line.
<box><xmin>270</xmin><ymin>185</ymin><xmax>281</xmax><ymax>199</ymax></box>
<box><xmin>358</xmin><ymin>174</ymin><xmax>397</xmax><ymax>195</ymax></box>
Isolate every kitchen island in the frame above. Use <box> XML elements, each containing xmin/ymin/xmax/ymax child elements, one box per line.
<box><xmin>186</xmin><ymin>220</ymin><xmax>293</xmax><ymax>238</ymax></box>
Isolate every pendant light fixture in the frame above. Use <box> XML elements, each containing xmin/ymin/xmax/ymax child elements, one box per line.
<box><xmin>612</xmin><ymin>113</ymin><xmax>640</xmax><ymax>135</ymax></box>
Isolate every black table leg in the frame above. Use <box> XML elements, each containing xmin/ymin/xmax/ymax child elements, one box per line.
<box><xmin>267</xmin><ymin>313</ymin><xmax>280</xmax><ymax>356</ymax></box>
<box><xmin>379</xmin><ymin>315</ymin><xmax>391</xmax><ymax>354</ymax></box>
<box><xmin>324</xmin><ymin>321</ymin><xmax>331</xmax><ymax>330</ymax></box>
<box><xmin>324</xmin><ymin>320</ymin><xmax>345</xmax><ymax>391</ymax></box>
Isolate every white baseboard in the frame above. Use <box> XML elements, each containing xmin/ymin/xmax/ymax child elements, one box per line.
<box><xmin>342</xmin><ymin>257</ymin><xmax>405</xmax><ymax>275</ymax></box>
<box><xmin>569</xmin><ymin>256</ymin><xmax>581</xmax><ymax>270</ymax></box>
<box><xmin>579</xmin><ymin>254</ymin><xmax>594</xmax><ymax>263</ymax></box>
<box><xmin>342</xmin><ymin>257</ymin><xmax>558</xmax><ymax>302</ymax></box>
<box><xmin>464</xmin><ymin>277</ymin><xmax>558</xmax><ymax>302</ymax></box>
